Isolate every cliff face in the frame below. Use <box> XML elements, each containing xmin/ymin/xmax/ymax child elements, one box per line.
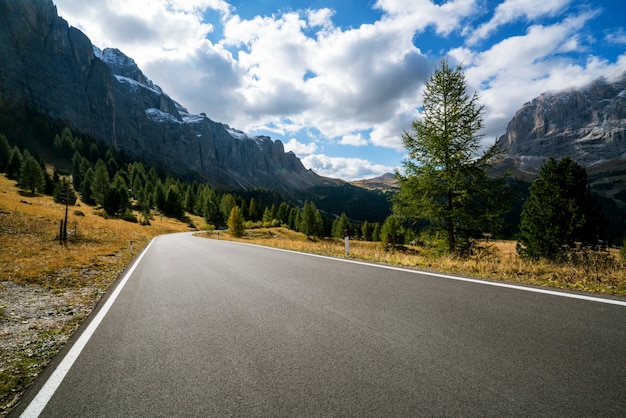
<box><xmin>0</xmin><ymin>0</ymin><xmax>335</xmax><ymax>192</ymax></box>
<box><xmin>495</xmin><ymin>73</ymin><xmax>626</xmax><ymax>174</ymax></box>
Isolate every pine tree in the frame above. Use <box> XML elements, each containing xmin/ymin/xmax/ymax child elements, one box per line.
<box><xmin>517</xmin><ymin>157</ymin><xmax>606</xmax><ymax>260</ymax></box>
<box><xmin>300</xmin><ymin>201</ymin><xmax>323</xmax><ymax>237</ymax></box>
<box><xmin>0</xmin><ymin>133</ymin><xmax>10</xmax><ymax>172</ymax></box>
<box><xmin>332</xmin><ymin>213</ymin><xmax>350</xmax><ymax>238</ymax></box>
<box><xmin>79</xmin><ymin>167</ymin><xmax>95</xmax><ymax>204</ymax></box>
<box><xmin>164</xmin><ymin>184</ymin><xmax>184</xmax><ymax>218</ymax></box>
<box><xmin>394</xmin><ymin>59</ymin><xmax>510</xmax><ymax>255</ymax></box>
<box><xmin>361</xmin><ymin>221</ymin><xmax>372</xmax><ymax>241</ymax></box>
<box><xmin>18</xmin><ymin>151</ymin><xmax>45</xmax><ymax>194</ymax></box>
<box><xmin>91</xmin><ymin>159</ymin><xmax>110</xmax><ymax>207</ymax></box>
<box><xmin>227</xmin><ymin>206</ymin><xmax>246</xmax><ymax>237</ymax></box>
<box><xmin>6</xmin><ymin>146</ymin><xmax>23</xmax><ymax>180</ymax></box>
<box><xmin>54</xmin><ymin>177</ymin><xmax>77</xmax><ymax>205</ymax></box>
<box><xmin>380</xmin><ymin>215</ymin><xmax>404</xmax><ymax>248</ymax></box>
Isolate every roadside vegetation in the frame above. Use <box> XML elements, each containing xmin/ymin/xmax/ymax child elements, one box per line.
<box><xmin>201</xmin><ymin>227</ymin><xmax>626</xmax><ymax>297</ymax></box>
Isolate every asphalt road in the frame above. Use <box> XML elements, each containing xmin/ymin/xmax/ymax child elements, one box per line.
<box><xmin>12</xmin><ymin>233</ymin><xmax>626</xmax><ymax>417</ymax></box>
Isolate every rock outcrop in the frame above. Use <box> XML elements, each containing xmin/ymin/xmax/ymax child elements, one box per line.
<box><xmin>0</xmin><ymin>0</ymin><xmax>336</xmax><ymax>192</ymax></box>
<box><xmin>495</xmin><ymin>72</ymin><xmax>626</xmax><ymax>174</ymax></box>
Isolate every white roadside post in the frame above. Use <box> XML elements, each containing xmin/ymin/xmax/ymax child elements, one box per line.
<box><xmin>344</xmin><ymin>229</ymin><xmax>350</xmax><ymax>256</ymax></box>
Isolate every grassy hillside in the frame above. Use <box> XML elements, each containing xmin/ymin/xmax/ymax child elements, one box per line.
<box><xmin>0</xmin><ymin>175</ymin><xmax>199</xmax><ymax>415</ymax></box>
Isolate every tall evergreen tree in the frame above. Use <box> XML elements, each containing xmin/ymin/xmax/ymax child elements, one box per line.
<box><xmin>517</xmin><ymin>157</ymin><xmax>606</xmax><ymax>260</ymax></box>
<box><xmin>332</xmin><ymin>213</ymin><xmax>351</xmax><ymax>238</ymax></box>
<box><xmin>380</xmin><ymin>215</ymin><xmax>404</xmax><ymax>248</ymax></box>
<box><xmin>394</xmin><ymin>59</ymin><xmax>510</xmax><ymax>255</ymax></box>
<box><xmin>18</xmin><ymin>151</ymin><xmax>45</xmax><ymax>194</ymax></box>
<box><xmin>80</xmin><ymin>167</ymin><xmax>95</xmax><ymax>204</ymax></box>
<box><xmin>6</xmin><ymin>146</ymin><xmax>23</xmax><ymax>180</ymax></box>
<box><xmin>300</xmin><ymin>201</ymin><xmax>323</xmax><ymax>237</ymax></box>
<box><xmin>0</xmin><ymin>133</ymin><xmax>10</xmax><ymax>172</ymax></box>
<box><xmin>220</xmin><ymin>194</ymin><xmax>237</xmax><ymax>223</ymax></box>
<box><xmin>91</xmin><ymin>159</ymin><xmax>110</xmax><ymax>207</ymax></box>
<box><xmin>361</xmin><ymin>220</ymin><xmax>372</xmax><ymax>241</ymax></box>
<box><xmin>54</xmin><ymin>177</ymin><xmax>77</xmax><ymax>205</ymax></box>
<box><xmin>163</xmin><ymin>184</ymin><xmax>184</xmax><ymax>218</ymax></box>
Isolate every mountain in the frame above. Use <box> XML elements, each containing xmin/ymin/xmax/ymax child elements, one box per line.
<box><xmin>495</xmin><ymin>72</ymin><xmax>626</xmax><ymax>175</ymax></box>
<box><xmin>351</xmin><ymin>173</ymin><xmax>399</xmax><ymax>192</ymax></box>
<box><xmin>0</xmin><ymin>0</ymin><xmax>338</xmax><ymax>193</ymax></box>
<box><xmin>494</xmin><ymin>73</ymin><xmax>626</xmax><ymax>241</ymax></box>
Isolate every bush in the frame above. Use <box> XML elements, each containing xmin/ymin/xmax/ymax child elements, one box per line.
<box><xmin>621</xmin><ymin>239</ymin><xmax>626</xmax><ymax>262</ymax></box>
<box><xmin>119</xmin><ymin>208</ymin><xmax>138</xmax><ymax>223</ymax></box>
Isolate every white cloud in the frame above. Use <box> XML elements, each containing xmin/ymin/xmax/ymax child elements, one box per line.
<box><xmin>467</xmin><ymin>0</ymin><xmax>571</xmax><ymax>45</ymax></box>
<box><xmin>302</xmin><ymin>154</ymin><xmax>394</xmax><ymax>181</ymax></box>
<box><xmin>339</xmin><ymin>134</ymin><xmax>368</xmax><ymax>147</ymax></box>
<box><xmin>374</xmin><ymin>0</ymin><xmax>478</xmax><ymax>35</ymax></box>
<box><xmin>284</xmin><ymin>138</ymin><xmax>318</xmax><ymax>156</ymax></box>
<box><xmin>606</xmin><ymin>28</ymin><xmax>626</xmax><ymax>46</ymax></box>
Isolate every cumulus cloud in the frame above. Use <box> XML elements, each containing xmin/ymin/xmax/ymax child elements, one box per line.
<box><xmin>467</xmin><ymin>0</ymin><xmax>571</xmax><ymax>45</ymax></box>
<box><xmin>284</xmin><ymin>138</ymin><xmax>318</xmax><ymax>156</ymax></box>
<box><xmin>54</xmin><ymin>0</ymin><xmax>626</xmax><ymax>180</ymax></box>
<box><xmin>302</xmin><ymin>154</ymin><xmax>394</xmax><ymax>181</ymax></box>
<box><xmin>339</xmin><ymin>134</ymin><xmax>368</xmax><ymax>147</ymax></box>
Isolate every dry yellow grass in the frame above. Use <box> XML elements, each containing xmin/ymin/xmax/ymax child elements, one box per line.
<box><xmin>202</xmin><ymin>227</ymin><xmax>626</xmax><ymax>297</ymax></box>
<box><xmin>0</xmin><ymin>175</ymin><xmax>198</xmax><ymax>415</ymax></box>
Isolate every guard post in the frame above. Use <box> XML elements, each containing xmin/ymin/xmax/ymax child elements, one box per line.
<box><xmin>344</xmin><ymin>229</ymin><xmax>350</xmax><ymax>256</ymax></box>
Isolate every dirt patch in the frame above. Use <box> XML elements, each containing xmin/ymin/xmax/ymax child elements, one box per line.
<box><xmin>0</xmin><ymin>281</ymin><xmax>100</xmax><ymax>415</ymax></box>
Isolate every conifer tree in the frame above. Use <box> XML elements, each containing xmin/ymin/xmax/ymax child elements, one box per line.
<box><xmin>300</xmin><ymin>201</ymin><xmax>323</xmax><ymax>237</ymax></box>
<box><xmin>0</xmin><ymin>133</ymin><xmax>10</xmax><ymax>172</ymax></box>
<box><xmin>517</xmin><ymin>157</ymin><xmax>606</xmax><ymax>260</ymax></box>
<box><xmin>54</xmin><ymin>177</ymin><xmax>77</xmax><ymax>205</ymax></box>
<box><xmin>18</xmin><ymin>151</ymin><xmax>45</xmax><ymax>194</ymax></box>
<box><xmin>361</xmin><ymin>220</ymin><xmax>372</xmax><ymax>241</ymax></box>
<box><xmin>227</xmin><ymin>206</ymin><xmax>246</xmax><ymax>237</ymax></box>
<box><xmin>332</xmin><ymin>213</ymin><xmax>351</xmax><ymax>238</ymax></box>
<box><xmin>6</xmin><ymin>146</ymin><xmax>23</xmax><ymax>180</ymax></box>
<box><xmin>91</xmin><ymin>159</ymin><xmax>110</xmax><ymax>207</ymax></box>
<box><xmin>394</xmin><ymin>59</ymin><xmax>510</xmax><ymax>255</ymax></box>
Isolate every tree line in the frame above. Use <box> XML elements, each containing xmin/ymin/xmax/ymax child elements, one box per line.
<box><xmin>0</xmin><ymin>129</ymin><xmax>386</xmax><ymax>241</ymax></box>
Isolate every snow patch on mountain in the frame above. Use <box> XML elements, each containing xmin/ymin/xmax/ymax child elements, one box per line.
<box><xmin>145</xmin><ymin>108</ymin><xmax>181</xmax><ymax>124</ymax></box>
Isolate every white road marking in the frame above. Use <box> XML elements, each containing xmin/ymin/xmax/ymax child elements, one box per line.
<box><xmin>19</xmin><ymin>239</ymin><xmax>155</xmax><ymax>418</ymax></box>
<box><xmin>231</xmin><ymin>240</ymin><xmax>626</xmax><ymax>307</ymax></box>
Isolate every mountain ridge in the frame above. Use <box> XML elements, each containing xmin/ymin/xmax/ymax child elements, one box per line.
<box><xmin>495</xmin><ymin>71</ymin><xmax>626</xmax><ymax>175</ymax></box>
<box><xmin>0</xmin><ymin>0</ymin><xmax>340</xmax><ymax>193</ymax></box>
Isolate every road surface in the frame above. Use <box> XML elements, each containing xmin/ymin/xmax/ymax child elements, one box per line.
<box><xmin>12</xmin><ymin>233</ymin><xmax>626</xmax><ymax>416</ymax></box>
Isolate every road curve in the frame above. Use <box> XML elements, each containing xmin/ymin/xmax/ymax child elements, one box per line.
<box><xmin>12</xmin><ymin>232</ymin><xmax>626</xmax><ymax>417</ymax></box>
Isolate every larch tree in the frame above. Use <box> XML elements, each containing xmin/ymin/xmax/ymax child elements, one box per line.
<box><xmin>394</xmin><ymin>59</ymin><xmax>510</xmax><ymax>255</ymax></box>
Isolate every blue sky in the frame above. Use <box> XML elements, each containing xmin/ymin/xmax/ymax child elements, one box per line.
<box><xmin>55</xmin><ymin>0</ymin><xmax>626</xmax><ymax>180</ymax></box>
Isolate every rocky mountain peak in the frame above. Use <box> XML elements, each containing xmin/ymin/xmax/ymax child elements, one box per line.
<box><xmin>496</xmin><ymin>72</ymin><xmax>626</xmax><ymax>173</ymax></box>
<box><xmin>94</xmin><ymin>46</ymin><xmax>163</xmax><ymax>94</ymax></box>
